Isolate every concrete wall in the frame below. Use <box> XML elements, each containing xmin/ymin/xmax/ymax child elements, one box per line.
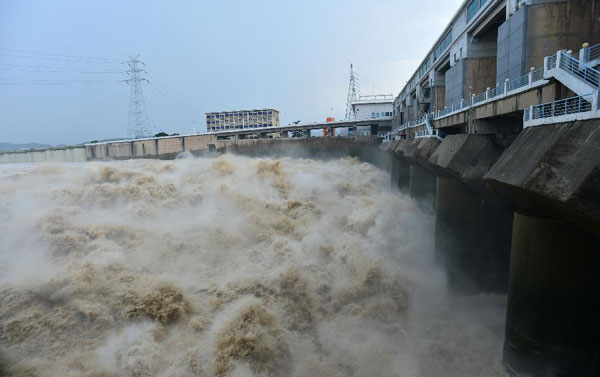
<box><xmin>445</xmin><ymin>59</ymin><xmax>465</xmax><ymax>108</ymax></box>
<box><xmin>525</xmin><ymin>0</ymin><xmax>600</xmax><ymax>71</ymax></box>
<box><xmin>157</xmin><ymin>137</ymin><xmax>184</xmax><ymax>156</ymax></box>
<box><xmin>86</xmin><ymin>134</ymin><xmax>222</xmax><ymax>161</ymax></box>
<box><xmin>431</xmin><ymin>85</ymin><xmax>445</xmax><ymax>112</ymax></box>
<box><xmin>467</xmin><ymin>26</ymin><xmax>499</xmax><ymax>59</ymax></box>
<box><xmin>497</xmin><ymin>5</ymin><xmax>527</xmax><ymax>83</ymax></box>
<box><xmin>449</xmin><ymin>33</ymin><xmax>469</xmax><ymax>67</ymax></box>
<box><xmin>183</xmin><ymin>134</ymin><xmax>218</xmax><ymax>153</ymax></box>
<box><xmin>132</xmin><ymin>140</ymin><xmax>158</xmax><ymax>157</ymax></box>
<box><xmin>108</xmin><ymin>142</ymin><xmax>133</xmax><ymax>159</ymax></box>
<box><xmin>465</xmin><ymin>57</ymin><xmax>498</xmax><ymax>96</ymax></box>
<box><xmin>0</xmin><ymin>147</ymin><xmax>87</xmax><ymax>164</ymax></box>
<box><xmin>445</xmin><ymin>57</ymin><xmax>497</xmax><ymax>108</ymax></box>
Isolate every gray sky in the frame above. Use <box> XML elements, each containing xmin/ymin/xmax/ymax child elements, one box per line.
<box><xmin>0</xmin><ymin>0</ymin><xmax>462</xmax><ymax>145</ymax></box>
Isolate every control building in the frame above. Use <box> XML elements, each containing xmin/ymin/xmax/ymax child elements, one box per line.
<box><xmin>351</xmin><ymin>94</ymin><xmax>394</xmax><ymax>120</ymax></box>
<box><xmin>349</xmin><ymin>94</ymin><xmax>393</xmax><ymax>136</ymax></box>
<box><xmin>207</xmin><ymin>109</ymin><xmax>280</xmax><ymax>132</ymax></box>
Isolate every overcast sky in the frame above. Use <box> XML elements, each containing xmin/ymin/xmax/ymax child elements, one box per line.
<box><xmin>0</xmin><ymin>0</ymin><xmax>462</xmax><ymax>145</ymax></box>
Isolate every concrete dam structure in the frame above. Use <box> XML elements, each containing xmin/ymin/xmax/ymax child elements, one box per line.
<box><xmin>3</xmin><ymin>130</ymin><xmax>597</xmax><ymax>376</ymax></box>
<box><xmin>382</xmin><ymin>1</ymin><xmax>600</xmax><ymax>373</ymax></box>
<box><xmin>381</xmin><ymin>117</ymin><xmax>600</xmax><ymax>377</ymax></box>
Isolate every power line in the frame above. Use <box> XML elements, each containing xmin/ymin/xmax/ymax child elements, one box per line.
<box><xmin>0</xmin><ymin>67</ymin><xmax>124</xmax><ymax>74</ymax></box>
<box><xmin>146</xmin><ymin>81</ymin><xmax>198</xmax><ymax>121</ymax></box>
<box><xmin>0</xmin><ymin>62</ymin><xmax>122</xmax><ymax>72</ymax></box>
<box><xmin>0</xmin><ymin>47</ymin><xmax>125</xmax><ymax>63</ymax></box>
<box><xmin>145</xmin><ymin>90</ymin><xmax>195</xmax><ymax>123</ymax></box>
<box><xmin>354</xmin><ymin>73</ymin><xmax>389</xmax><ymax>95</ymax></box>
<box><xmin>0</xmin><ymin>77</ymin><xmax>124</xmax><ymax>82</ymax></box>
<box><xmin>0</xmin><ymin>80</ymin><xmax>121</xmax><ymax>85</ymax></box>
<box><xmin>146</xmin><ymin>95</ymin><xmax>194</xmax><ymax>125</ymax></box>
<box><xmin>145</xmin><ymin>70</ymin><xmax>200</xmax><ymax>118</ymax></box>
<box><xmin>0</xmin><ymin>53</ymin><xmax>125</xmax><ymax>64</ymax></box>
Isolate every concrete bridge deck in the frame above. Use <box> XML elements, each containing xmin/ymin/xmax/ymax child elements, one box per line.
<box><xmin>207</xmin><ymin>117</ymin><xmax>392</xmax><ymax>139</ymax></box>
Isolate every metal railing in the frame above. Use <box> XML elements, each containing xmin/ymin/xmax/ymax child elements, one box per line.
<box><xmin>472</xmin><ymin>91</ymin><xmax>487</xmax><ymax>104</ymax></box>
<box><xmin>414</xmin><ymin>128</ymin><xmax>445</xmax><ymax>140</ymax></box>
<box><xmin>508</xmin><ymin>73</ymin><xmax>529</xmax><ymax>91</ymax></box>
<box><xmin>437</xmin><ymin>100</ymin><xmax>468</xmax><ymax>118</ymax></box>
<box><xmin>356</xmin><ymin>94</ymin><xmax>394</xmax><ymax>101</ymax></box>
<box><xmin>546</xmin><ymin>54</ymin><xmax>557</xmax><ymax>70</ymax></box>
<box><xmin>584</xmin><ymin>43</ymin><xmax>600</xmax><ymax>63</ymax></box>
<box><xmin>433</xmin><ymin>67</ymin><xmax>546</xmax><ymax>120</ymax></box>
<box><xmin>488</xmin><ymin>84</ymin><xmax>505</xmax><ymax>99</ymax></box>
<box><xmin>531</xmin><ymin>67</ymin><xmax>544</xmax><ymax>82</ymax></box>
<box><xmin>524</xmin><ymin>107</ymin><xmax>530</xmax><ymax>121</ymax></box>
<box><xmin>558</xmin><ymin>51</ymin><xmax>600</xmax><ymax>88</ymax></box>
<box><xmin>398</xmin><ymin>121</ymin><xmax>411</xmax><ymax>131</ymax></box>
<box><xmin>424</xmin><ymin>115</ymin><xmax>433</xmax><ymax>134</ymax></box>
<box><xmin>527</xmin><ymin>94</ymin><xmax>593</xmax><ymax>121</ymax></box>
<box><xmin>415</xmin><ymin>115</ymin><xmax>428</xmax><ymax>127</ymax></box>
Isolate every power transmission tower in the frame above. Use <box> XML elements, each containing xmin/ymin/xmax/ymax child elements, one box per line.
<box><xmin>126</xmin><ymin>56</ymin><xmax>152</xmax><ymax>139</ymax></box>
<box><xmin>345</xmin><ymin>63</ymin><xmax>359</xmax><ymax>120</ymax></box>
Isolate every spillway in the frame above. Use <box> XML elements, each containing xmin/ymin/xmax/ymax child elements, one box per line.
<box><xmin>0</xmin><ymin>156</ymin><xmax>507</xmax><ymax>377</ymax></box>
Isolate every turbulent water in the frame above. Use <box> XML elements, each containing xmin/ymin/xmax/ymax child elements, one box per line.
<box><xmin>0</xmin><ymin>155</ymin><xmax>507</xmax><ymax>377</ymax></box>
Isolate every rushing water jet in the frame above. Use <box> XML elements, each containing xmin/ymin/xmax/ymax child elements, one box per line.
<box><xmin>0</xmin><ymin>155</ymin><xmax>507</xmax><ymax>377</ymax></box>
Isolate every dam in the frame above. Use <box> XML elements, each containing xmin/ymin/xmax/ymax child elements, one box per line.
<box><xmin>1</xmin><ymin>0</ymin><xmax>599</xmax><ymax>376</ymax></box>
<box><xmin>1</xmin><ymin>130</ymin><xmax>597</xmax><ymax>375</ymax></box>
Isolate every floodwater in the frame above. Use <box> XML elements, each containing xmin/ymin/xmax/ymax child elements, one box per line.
<box><xmin>0</xmin><ymin>155</ymin><xmax>508</xmax><ymax>377</ymax></box>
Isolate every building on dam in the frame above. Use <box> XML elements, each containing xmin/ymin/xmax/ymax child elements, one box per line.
<box><xmin>349</xmin><ymin>94</ymin><xmax>394</xmax><ymax>136</ymax></box>
<box><xmin>206</xmin><ymin>109</ymin><xmax>280</xmax><ymax>132</ymax></box>
<box><xmin>390</xmin><ymin>0</ymin><xmax>600</xmax><ymax>134</ymax></box>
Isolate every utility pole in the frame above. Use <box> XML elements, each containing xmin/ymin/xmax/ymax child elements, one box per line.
<box><xmin>126</xmin><ymin>55</ymin><xmax>152</xmax><ymax>139</ymax></box>
<box><xmin>345</xmin><ymin>64</ymin><xmax>358</xmax><ymax>120</ymax></box>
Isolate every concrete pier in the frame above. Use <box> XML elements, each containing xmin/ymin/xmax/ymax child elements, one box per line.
<box><xmin>504</xmin><ymin>213</ymin><xmax>600</xmax><ymax>377</ymax></box>
<box><xmin>390</xmin><ymin>154</ymin><xmax>399</xmax><ymax>190</ymax></box>
<box><xmin>408</xmin><ymin>164</ymin><xmax>436</xmax><ymax>204</ymax></box>
<box><xmin>484</xmin><ymin>119</ymin><xmax>600</xmax><ymax>376</ymax></box>
<box><xmin>435</xmin><ymin>177</ymin><xmax>512</xmax><ymax>293</ymax></box>
<box><xmin>395</xmin><ymin>156</ymin><xmax>411</xmax><ymax>192</ymax></box>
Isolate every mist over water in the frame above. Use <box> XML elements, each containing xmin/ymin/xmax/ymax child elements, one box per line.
<box><xmin>0</xmin><ymin>155</ymin><xmax>507</xmax><ymax>377</ymax></box>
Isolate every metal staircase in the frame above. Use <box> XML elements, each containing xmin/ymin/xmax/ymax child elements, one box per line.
<box><xmin>524</xmin><ymin>49</ymin><xmax>600</xmax><ymax>127</ymax></box>
<box><xmin>544</xmin><ymin>50</ymin><xmax>599</xmax><ymax>97</ymax></box>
